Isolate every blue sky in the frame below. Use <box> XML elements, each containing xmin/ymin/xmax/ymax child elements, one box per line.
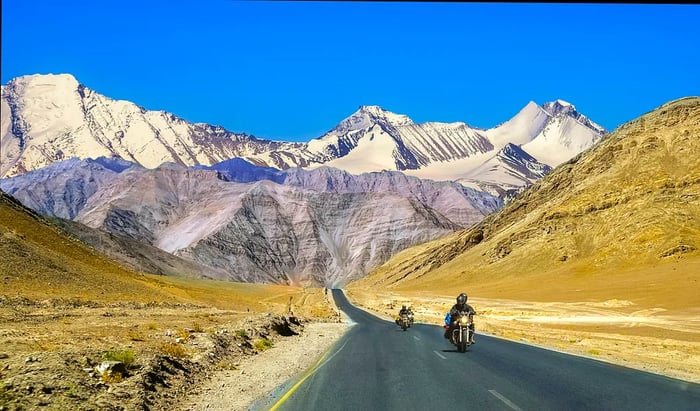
<box><xmin>2</xmin><ymin>1</ymin><xmax>699</xmax><ymax>142</ymax></box>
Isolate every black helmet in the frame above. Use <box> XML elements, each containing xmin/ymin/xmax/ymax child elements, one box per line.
<box><xmin>402</xmin><ymin>304</ymin><xmax>407</xmax><ymax>310</ymax></box>
<box><xmin>457</xmin><ymin>293</ymin><xmax>467</xmax><ymax>305</ymax></box>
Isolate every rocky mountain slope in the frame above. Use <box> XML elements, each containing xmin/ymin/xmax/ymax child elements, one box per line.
<box><xmin>1</xmin><ymin>159</ymin><xmax>501</xmax><ymax>286</ymax></box>
<box><xmin>2</xmin><ymin>73</ymin><xmax>607</xmax><ymax>196</ymax></box>
<box><xmin>0</xmin><ymin>189</ymin><xmax>176</xmax><ymax>300</ymax></box>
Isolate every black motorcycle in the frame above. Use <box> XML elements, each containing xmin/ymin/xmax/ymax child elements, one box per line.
<box><xmin>447</xmin><ymin>312</ymin><xmax>474</xmax><ymax>352</ymax></box>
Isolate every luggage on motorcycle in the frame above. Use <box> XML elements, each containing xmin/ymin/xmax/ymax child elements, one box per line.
<box><xmin>444</xmin><ymin>312</ymin><xmax>451</xmax><ymax>325</ymax></box>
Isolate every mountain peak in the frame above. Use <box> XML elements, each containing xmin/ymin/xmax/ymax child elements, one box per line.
<box><xmin>542</xmin><ymin>99</ymin><xmax>577</xmax><ymax>117</ymax></box>
<box><xmin>352</xmin><ymin>105</ymin><xmax>414</xmax><ymax>127</ymax></box>
<box><xmin>358</xmin><ymin>104</ymin><xmax>386</xmax><ymax>113</ymax></box>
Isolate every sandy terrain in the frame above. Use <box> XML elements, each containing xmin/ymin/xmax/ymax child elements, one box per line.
<box><xmin>345</xmin><ymin>290</ymin><xmax>700</xmax><ymax>384</ymax></box>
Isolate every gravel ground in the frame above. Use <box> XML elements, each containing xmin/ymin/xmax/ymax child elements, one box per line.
<box><xmin>179</xmin><ymin>321</ymin><xmax>350</xmax><ymax>411</ymax></box>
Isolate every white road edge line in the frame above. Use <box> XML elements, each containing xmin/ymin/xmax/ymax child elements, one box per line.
<box><xmin>433</xmin><ymin>350</ymin><xmax>446</xmax><ymax>360</ymax></box>
<box><xmin>413</xmin><ymin>336</ymin><xmax>421</xmax><ymax>341</ymax></box>
<box><xmin>489</xmin><ymin>390</ymin><xmax>522</xmax><ymax>411</ymax></box>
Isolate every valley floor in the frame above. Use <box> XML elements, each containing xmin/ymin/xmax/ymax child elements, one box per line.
<box><xmin>2</xmin><ymin>284</ymin><xmax>697</xmax><ymax>410</ymax></box>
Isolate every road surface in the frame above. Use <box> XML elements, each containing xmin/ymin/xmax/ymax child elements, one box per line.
<box><xmin>257</xmin><ymin>289</ymin><xmax>700</xmax><ymax>410</ymax></box>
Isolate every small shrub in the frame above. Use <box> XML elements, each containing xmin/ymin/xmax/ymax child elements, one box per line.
<box><xmin>146</xmin><ymin>323</ymin><xmax>159</xmax><ymax>330</ymax></box>
<box><xmin>101</xmin><ymin>371</ymin><xmax>123</xmax><ymax>384</ymax></box>
<box><xmin>191</xmin><ymin>322</ymin><xmax>204</xmax><ymax>333</ymax></box>
<box><xmin>65</xmin><ymin>383</ymin><xmax>81</xmax><ymax>399</ymax></box>
<box><xmin>588</xmin><ymin>349</ymin><xmax>601</xmax><ymax>356</ymax></box>
<box><xmin>235</xmin><ymin>329</ymin><xmax>248</xmax><ymax>338</ymax></box>
<box><xmin>254</xmin><ymin>338</ymin><xmax>273</xmax><ymax>352</ymax></box>
<box><xmin>216</xmin><ymin>360</ymin><xmax>238</xmax><ymax>371</ymax></box>
<box><xmin>161</xmin><ymin>343</ymin><xmax>188</xmax><ymax>358</ymax></box>
<box><xmin>104</xmin><ymin>349</ymin><xmax>135</xmax><ymax>369</ymax></box>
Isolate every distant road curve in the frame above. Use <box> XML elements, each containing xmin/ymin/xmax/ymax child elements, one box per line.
<box><xmin>259</xmin><ymin>289</ymin><xmax>700</xmax><ymax>411</ymax></box>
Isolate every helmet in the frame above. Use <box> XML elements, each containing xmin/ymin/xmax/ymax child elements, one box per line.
<box><xmin>457</xmin><ymin>293</ymin><xmax>467</xmax><ymax>305</ymax></box>
<box><xmin>402</xmin><ymin>304</ymin><xmax>407</xmax><ymax>310</ymax></box>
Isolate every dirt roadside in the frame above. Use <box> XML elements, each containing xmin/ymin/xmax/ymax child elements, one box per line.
<box><xmin>179</xmin><ymin>321</ymin><xmax>349</xmax><ymax>411</ymax></box>
<box><xmin>0</xmin><ymin>291</ymin><xmax>349</xmax><ymax>411</ymax></box>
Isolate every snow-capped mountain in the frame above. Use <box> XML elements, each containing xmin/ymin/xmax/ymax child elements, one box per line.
<box><xmin>456</xmin><ymin>143</ymin><xmax>553</xmax><ymax>199</ymax></box>
<box><xmin>300</xmin><ymin>105</ymin><xmax>494</xmax><ymax>173</ymax></box>
<box><xmin>399</xmin><ymin>99</ymin><xmax>606</xmax><ymax>195</ymax></box>
<box><xmin>521</xmin><ymin>100</ymin><xmax>608</xmax><ymax>167</ymax></box>
<box><xmin>0</xmin><ymin>157</ymin><xmax>500</xmax><ymax>286</ymax></box>
<box><xmin>1</xmin><ymin>73</ymin><xmax>608</xmax><ymax>196</ymax></box>
<box><xmin>0</xmin><ymin>73</ymin><xmax>312</xmax><ymax>177</ymax></box>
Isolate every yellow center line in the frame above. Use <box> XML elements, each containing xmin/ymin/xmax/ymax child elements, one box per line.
<box><xmin>269</xmin><ymin>339</ymin><xmax>349</xmax><ymax>410</ymax></box>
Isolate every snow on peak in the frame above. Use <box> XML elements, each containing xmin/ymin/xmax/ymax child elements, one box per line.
<box><xmin>542</xmin><ymin>99</ymin><xmax>607</xmax><ymax>135</ymax></box>
<box><xmin>7</xmin><ymin>73</ymin><xmax>80</xmax><ymax>91</ymax></box>
<box><xmin>312</xmin><ymin>105</ymin><xmax>414</xmax><ymax>142</ymax></box>
<box><xmin>354</xmin><ymin>105</ymin><xmax>413</xmax><ymax>127</ymax></box>
<box><xmin>542</xmin><ymin>99</ymin><xmax>577</xmax><ymax>117</ymax></box>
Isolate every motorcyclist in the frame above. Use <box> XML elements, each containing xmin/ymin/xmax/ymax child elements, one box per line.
<box><xmin>407</xmin><ymin>306</ymin><xmax>415</xmax><ymax>325</ymax></box>
<box><xmin>396</xmin><ymin>304</ymin><xmax>411</xmax><ymax>325</ymax></box>
<box><xmin>444</xmin><ymin>293</ymin><xmax>476</xmax><ymax>343</ymax></box>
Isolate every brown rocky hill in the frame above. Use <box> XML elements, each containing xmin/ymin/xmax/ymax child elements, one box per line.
<box><xmin>349</xmin><ymin>97</ymin><xmax>700</xmax><ymax>310</ymax></box>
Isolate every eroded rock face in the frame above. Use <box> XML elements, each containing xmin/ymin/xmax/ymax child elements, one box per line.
<box><xmin>75</xmin><ymin>168</ymin><xmax>466</xmax><ymax>287</ymax></box>
<box><xmin>177</xmin><ymin>188</ymin><xmax>462</xmax><ymax>286</ymax></box>
<box><xmin>2</xmin><ymin>158</ymin><xmax>500</xmax><ymax>286</ymax></box>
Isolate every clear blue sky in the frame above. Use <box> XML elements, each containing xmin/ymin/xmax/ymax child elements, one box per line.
<box><xmin>2</xmin><ymin>1</ymin><xmax>699</xmax><ymax>142</ymax></box>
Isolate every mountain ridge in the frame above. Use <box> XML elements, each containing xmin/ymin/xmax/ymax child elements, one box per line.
<box><xmin>2</xmin><ymin>73</ymin><xmax>607</xmax><ymax>197</ymax></box>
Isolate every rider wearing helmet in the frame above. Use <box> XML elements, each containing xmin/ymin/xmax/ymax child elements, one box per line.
<box><xmin>444</xmin><ymin>293</ymin><xmax>476</xmax><ymax>343</ymax></box>
<box><xmin>397</xmin><ymin>304</ymin><xmax>412</xmax><ymax>326</ymax></box>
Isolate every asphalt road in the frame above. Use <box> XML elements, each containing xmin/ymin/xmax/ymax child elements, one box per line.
<box><xmin>261</xmin><ymin>289</ymin><xmax>700</xmax><ymax>411</ymax></box>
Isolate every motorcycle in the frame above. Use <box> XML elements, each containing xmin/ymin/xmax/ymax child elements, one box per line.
<box><xmin>399</xmin><ymin>313</ymin><xmax>411</xmax><ymax>331</ymax></box>
<box><xmin>445</xmin><ymin>312</ymin><xmax>474</xmax><ymax>352</ymax></box>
